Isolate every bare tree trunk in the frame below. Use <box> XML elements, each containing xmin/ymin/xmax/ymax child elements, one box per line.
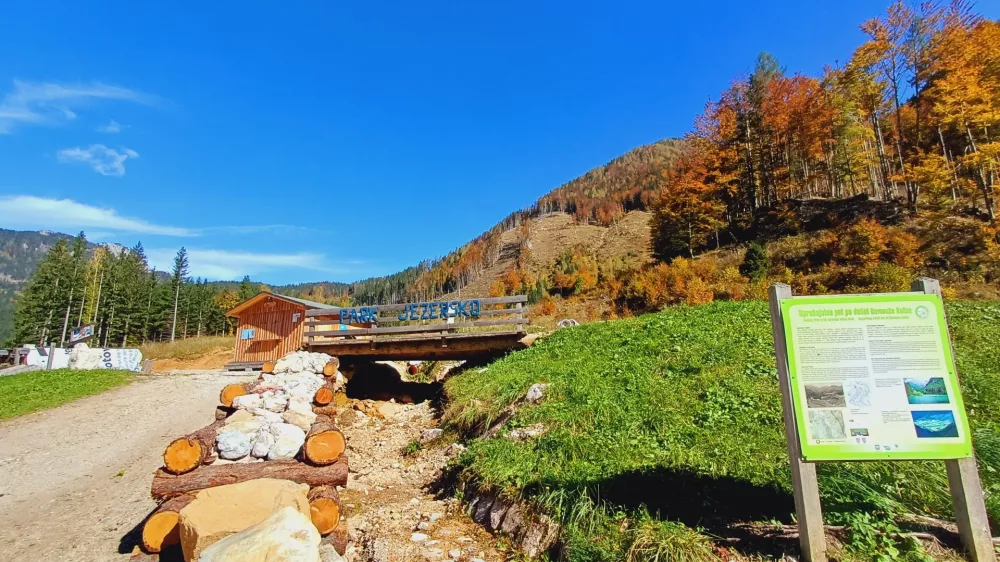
<box><xmin>171</xmin><ymin>283</ymin><xmax>180</xmax><ymax>343</ymax></box>
<box><xmin>59</xmin><ymin>286</ymin><xmax>75</xmax><ymax>347</ymax></box>
<box><xmin>92</xmin><ymin>266</ymin><xmax>105</xmax><ymax>324</ymax></box>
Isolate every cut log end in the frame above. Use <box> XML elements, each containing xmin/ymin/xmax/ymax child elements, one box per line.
<box><xmin>314</xmin><ymin>386</ymin><xmax>335</xmax><ymax>406</ymax></box>
<box><xmin>163</xmin><ymin>438</ymin><xmax>205</xmax><ymax>475</ymax></box>
<box><xmin>142</xmin><ymin>511</ymin><xmax>181</xmax><ymax>553</ymax></box>
<box><xmin>322</xmin><ymin>363</ymin><xmax>337</xmax><ymax>377</ymax></box>
<box><xmin>262</xmin><ymin>361</ymin><xmax>275</xmax><ymax>374</ymax></box>
<box><xmin>304</xmin><ymin>431</ymin><xmax>346</xmax><ymax>465</ymax></box>
<box><xmin>309</xmin><ymin>486</ymin><xmax>342</xmax><ymax>535</ymax></box>
<box><xmin>141</xmin><ymin>494</ymin><xmax>194</xmax><ymax>553</ymax></box>
<box><xmin>219</xmin><ymin>383</ymin><xmax>249</xmax><ymax>407</ymax></box>
<box><xmin>310</xmin><ymin>498</ymin><xmax>341</xmax><ymax>534</ymax></box>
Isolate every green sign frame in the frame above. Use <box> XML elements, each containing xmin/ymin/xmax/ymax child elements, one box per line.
<box><xmin>780</xmin><ymin>293</ymin><xmax>973</xmax><ymax>461</ymax></box>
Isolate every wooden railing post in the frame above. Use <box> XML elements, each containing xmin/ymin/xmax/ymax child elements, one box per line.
<box><xmin>768</xmin><ymin>283</ymin><xmax>827</xmax><ymax>562</ymax></box>
<box><xmin>912</xmin><ymin>278</ymin><xmax>996</xmax><ymax>562</ymax></box>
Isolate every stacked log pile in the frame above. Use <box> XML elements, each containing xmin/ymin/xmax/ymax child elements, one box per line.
<box><xmin>140</xmin><ymin>351</ymin><xmax>352</xmax><ymax>559</ymax></box>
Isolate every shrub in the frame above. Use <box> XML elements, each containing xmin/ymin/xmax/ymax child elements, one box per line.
<box><xmin>883</xmin><ymin>229</ymin><xmax>922</xmax><ymax>269</ymax></box>
<box><xmin>739</xmin><ymin>243</ymin><xmax>769</xmax><ymax>280</ymax></box>
<box><xmin>838</xmin><ymin>218</ymin><xmax>889</xmax><ymax>268</ymax></box>
<box><xmin>860</xmin><ymin>263</ymin><xmax>913</xmax><ymax>293</ymax></box>
<box><xmin>537</xmin><ymin>295</ymin><xmax>557</xmax><ymax>316</ymax></box>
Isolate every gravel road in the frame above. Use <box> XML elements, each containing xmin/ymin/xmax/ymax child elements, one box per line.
<box><xmin>0</xmin><ymin>372</ymin><xmax>254</xmax><ymax>562</ymax></box>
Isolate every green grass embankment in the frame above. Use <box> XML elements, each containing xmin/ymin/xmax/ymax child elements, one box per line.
<box><xmin>0</xmin><ymin>368</ymin><xmax>134</xmax><ymax>420</ymax></box>
<box><xmin>444</xmin><ymin>301</ymin><xmax>1000</xmax><ymax>561</ymax></box>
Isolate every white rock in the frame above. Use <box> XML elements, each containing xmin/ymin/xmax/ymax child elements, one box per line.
<box><xmin>232</xmin><ymin>394</ymin><xmax>263</xmax><ymax>410</ymax></box>
<box><xmin>222</xmin><ymin>419</ymin><xmax>261</xmax><ymax>436</ymax></box>
<box><xmin>268</xmin><ymin>423</ymin><xmax>306</xmax><ymax>460</ymax></box>
<box><xmin>283</xmin><ymin>409</ymin><xmax>317</xmax><ymax>432</ymax></box>
<box><xmin>262</xmin><ymin>392</ymin><xmax>289</xmax><ymax>413</ymax></box>
<box><xmin>419</xmin><ymin>429</ymin><xmax>444</xmax><ymax>444</ymax></box>
<box><xmin>251</xmin><ymin>428</ymin><xmax>275</xmax><ymax>458</ymax></box>
<box><xmin>216</xmin><ymin>430</ymin><xmax>252</xmax><ymax>460</ymax></box>
<box><xmin>525</xmin><ymin>383</ymin><xmax>549</xmax><ymax>404</ymax></box>
<box><xmin>411</xmin><ymin>533</ymin><xmax>429</xmax><ymax>542</ymax></box>
<box><xmin>197</xmin><ymin>506</ymin><xmax>320</xmax><ymax>562</ymax></box>
<box><xmin>449</xmin><ymin>548</ymin><xmax>462</xmax><ymax>559</ymax></box>
<box><xmin>287</xmin><ymin>397</ymin><xmax>315</xmax><ymax>416</ymax></box>
<box><xmin>249</xmin><ymin>407</ymin><xmax>283</xmax><ymax>424</ymax></box>
<box><xmin>429</xmin><ymin>513</ymin><xmax>444</xmax><ymax>522</ymax></box>
<box><xmin>444</xmin><ymin>443</ymin><xmax>466</xmax><ymax>457</ymax></box>
<box><xmin>506</xmin><ymin>423</ymin><xmax>547</xmax><ymax>441</ymax></box>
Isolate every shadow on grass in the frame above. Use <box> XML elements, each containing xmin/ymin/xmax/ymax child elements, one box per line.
<box><xmin>587</xmin><ymin>467</ymin><xmax>800</xmax><ymax>557</ymax></box>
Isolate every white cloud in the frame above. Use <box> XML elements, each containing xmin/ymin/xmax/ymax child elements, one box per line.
<box><xmin>57</xmin><ymin>144</ymin><xmax>139</xmax><ymax>176</ymax></box>
<box><xmin>0</xmin><ymin>195</ymin><xmax>194</xmax><ymax>237</ymax></box>
<box><xmin>0</xmin><ymin>79</ymin><xmax>153</xmax><ymax>133</ymax></box>
<box><xmin>147</xmin><ymin>248</ymin><xmax>331</xmax><ymax>280</ymax></box>
<box><xmin>97</xmin><ymin>119</ymin><xmax>122</xmax><ymax>133</ymax></box>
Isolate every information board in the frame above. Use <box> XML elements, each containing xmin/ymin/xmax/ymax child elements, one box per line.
<box><xmin>780</xmin><ymin>293</ymin><xmax>972</xmax><ymax>461</ymax></box>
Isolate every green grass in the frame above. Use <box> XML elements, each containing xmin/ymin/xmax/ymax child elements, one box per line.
<box><xmin>138</xmin><ymin>335</ymin><xmax>231</xmax><ymax>360</ymax></box>
<box><xmin>444</xmin><ymin>301</ymin><xmax>1000</xmax><ymax>561</ymax></box>
<box><xmin>0</xmin><ymin>368</ymin><xmax>134</xmax><ymax>420</ymax></box>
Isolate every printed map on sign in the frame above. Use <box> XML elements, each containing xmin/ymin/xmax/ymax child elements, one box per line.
<box><xmin>781</xmin><ymin>294</ymin><xmax>972</xmax><ymax>461</ymax></box>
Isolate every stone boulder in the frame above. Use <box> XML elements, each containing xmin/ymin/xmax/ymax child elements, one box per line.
<box><xmin>267</xmin><ymin>423</ymin><xmax>306</xmax><ymax>460</ymax></box>
<box><xmin>178</xmin><ymin>478</ymin><xmax>310</xmax><ymax>561</ymax></box>
<box><xmin>197</xmin><ymin>506</ymin><xmax>320</xmax><ymax>562</ymax></box>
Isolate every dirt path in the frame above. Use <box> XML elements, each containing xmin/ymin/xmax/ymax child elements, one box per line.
<box><xmin>0</xmin><ymin>372</ymin><xmax>255</xmax><ymax>562</ymax></box>
<box><xmin>0</xmin><ymin>371</ymin><xmax>503</xmax><ymax>562</ymax></box>
<box><xmin>339</xmin><ymin>401</ymin><xmax>502</xmax><ymax>562</ymax></box>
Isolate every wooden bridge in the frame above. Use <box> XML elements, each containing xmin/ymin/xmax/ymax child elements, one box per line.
<box><xmin>303</xmin><ymin>295</ymin><xmax>531</xmax><ymax>362</ymax></box>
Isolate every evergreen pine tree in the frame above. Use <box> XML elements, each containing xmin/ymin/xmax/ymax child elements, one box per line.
<box><xmin>170</xmin><ymin>248</ymin><xmax>189</xmax><ymax>342</ymax></box>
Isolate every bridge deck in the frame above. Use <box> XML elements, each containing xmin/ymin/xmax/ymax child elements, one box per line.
<box><xmin>306</xmin><ymin>330</ymin><xmax>530</xmax><ymax>361</ymax></box>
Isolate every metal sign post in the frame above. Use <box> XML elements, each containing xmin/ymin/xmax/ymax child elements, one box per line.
<box><xmin>768</xmin><ymin>279</ymin><xmax>995</xmax><ymax>562</ymax></box>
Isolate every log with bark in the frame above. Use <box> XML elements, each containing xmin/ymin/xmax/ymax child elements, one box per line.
<box><xmin>313</xmin><ymin>383</ymin><xmax>336</xmax><ymax>406</ymax></box>
<box><xmin>308</xmin><ymin>485</ymin><xmax>342</xmax><ymax>535</ymax></box>
<box><xmin>322</xmin><ymin>357</ymin><xmax>340</xmax><ymax>377</ymax></box>
<box><xmin>151</xmin><ymin>457</ymin><xmax>348</xmax><ymax>501</ymax></box>
<box><xmin>219</xmin><ymin>382</ymin><xmax>255</xmax><ymax>407</ymax></box>
<box><xmin>303</xmin><ymin>415</ymin><xmax>346</xmax><ymax>466</ymax></box>
<box><xmin>162</xmin><ymin>420</ymin><xmax>225</xmax><ymax>475</ymax></box>
<box><xmin>141</xmin><ymin>494</ymin><xmax>195</xmax><ymax>553</ymax></box>
<box><xmin>262</xmin><ymin>361</ymin><xmax>275</xmax><ymax>374</ymax></box>
<box><xmin>324</xmin><ymin>527</ymin><xmax>348</xmax><ymax>556</ymax></box>
<box><xmin>312</xmin><ymin>404</ymin><xmax>339</xmax><ymax>418</ymax></box>
<box><xmin>214</xmin><ymin>405</ymin><xmax>235</xmax><ymax>421</ymax></box>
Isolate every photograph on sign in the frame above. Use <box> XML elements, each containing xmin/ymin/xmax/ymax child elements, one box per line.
<box><xmin>780</xmin><ymin>294</ymin><xmax>972</xmax><ymax>461</ymax></box>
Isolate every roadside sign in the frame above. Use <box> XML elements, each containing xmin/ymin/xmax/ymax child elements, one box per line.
<box><xmin>781</xmin><ymin>293</ymin><xmax>972</xmax><ymax>461</ymax></box>
<box><xmin>69</xmin><ymin>324</ymin><xmax>95</xmax><ymax>345</ymax></box>
<box><xmin>768</xmin><ymin>279</ymin><xmax>994</xmax><ymax>562</ymax></box>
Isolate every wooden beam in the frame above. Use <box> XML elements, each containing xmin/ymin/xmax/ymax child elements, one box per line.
<box><xmin>306</xmin><ymin>318</ymin><xmax>528</xmax><ymax>338</ymax></box>
<box><xmin>308</xmin><ymin>332</ymin><xmax>529</xmax><ymax>361</ymax></box>
<box><xmin>768</xmin><ymin>283</ymin><xmax>827</xmax><ymax>562</ymax></box>
<box><xmin>306</xmin><ymin>307</ymin><xmax>529</xmax><ymax>325</ymax></box>
<box><xmin>912</xmin><ymin>277</ymin><xmax>996</xmax><ymax>562</ymax></box>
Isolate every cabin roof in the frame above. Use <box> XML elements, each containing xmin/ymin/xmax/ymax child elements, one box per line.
<box><xmin>226</xmin><ymin>292</ymin><xmax>330</xmax><ymax>317</ymax></box>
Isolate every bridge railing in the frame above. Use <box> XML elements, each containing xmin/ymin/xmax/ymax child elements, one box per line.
<box><xmin>303</xmin><ymin>295</ymin><xmax>528</xmax><ymax>346</ymax></box>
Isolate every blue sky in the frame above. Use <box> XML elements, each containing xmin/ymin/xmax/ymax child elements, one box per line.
<box><xmin>2</xmin><ymin>1</ymin><xmax>996</xmax><ymax>284</ymax></box>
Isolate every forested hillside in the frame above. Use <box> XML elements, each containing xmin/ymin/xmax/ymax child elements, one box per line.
<box><xmin>0</xmin><ymin>230</ymin><xmax>97</xmax><ymax>344</ymax></box>
<box><xmin>2</xmin><ymin>236</ymin><xmax>273</xmax><ymax>347</ymax></box>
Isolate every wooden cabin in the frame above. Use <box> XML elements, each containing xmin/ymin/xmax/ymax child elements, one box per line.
<box><xmin>224</xmin><ymin>292</ymin><xmax>330</xmax><ymax>370</ymax></box>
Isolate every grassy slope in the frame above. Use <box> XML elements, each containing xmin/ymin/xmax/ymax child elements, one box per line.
<box><xmin>0</xmin><ymin>369</ymin><xmax>134</xmax><ymax>420</ymax></box>
<box><xmin>138</xmin><ymin>336</ymin><xmax>231</xmax><ymax>360</ymax></box>
<box><xmin>445</xmin><ymin>301</ymin><xmax>1000</xmax><ymax>560</ymax></box>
